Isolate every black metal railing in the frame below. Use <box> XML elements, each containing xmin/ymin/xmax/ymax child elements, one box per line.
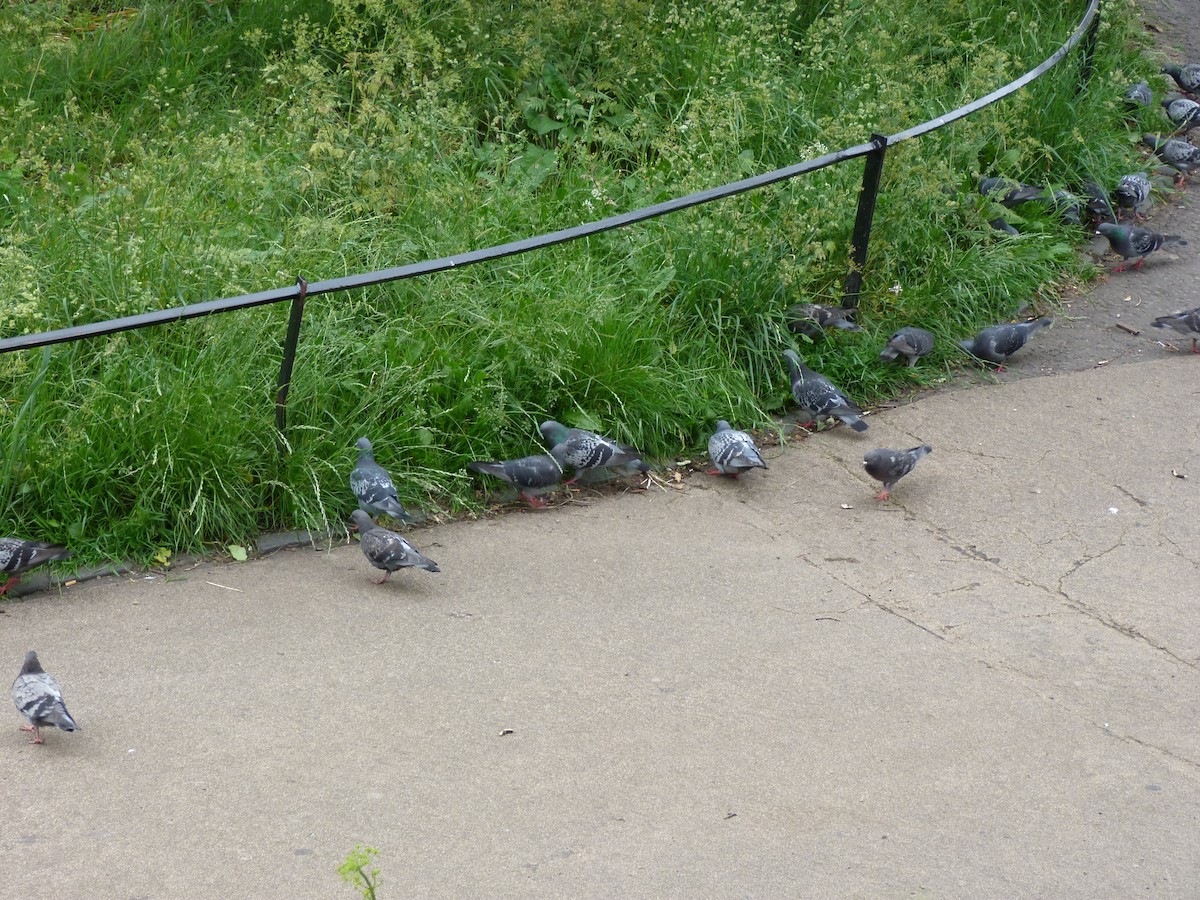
<box><xmin>0</xmin><ymin>0</ymin><xmax>1103</xmax><ymax>441</ymax></box>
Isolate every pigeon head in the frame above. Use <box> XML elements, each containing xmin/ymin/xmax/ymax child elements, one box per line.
<box><xmin>715</xmin><ymin>420</ymin><xmax>732</xmax><ymax>432</ymax></box>
<box><xmin>539</xmin><ymin>420</ymin><xmax>569</xmax><ymax>445</ymax></box>
<box><xmin>355</xmin><ymin>437</ymin><xmax>373</xmax><ymax>453</ymax></box>
<box><xmin>1142</xmin><ymin>133</ymin><xmax>1166</xmax><ymax>151</ymax></box>
<box><xmin>349</xmin><ymin>510</ymin><xmax>376</xmax><ymax>533</ymax></box>
<box><xmin>1097</xmin><ymin>222</ymin><xmax>1126</xmax><ymax>240</ymax></box>
<box><xmin>20</xmin><ymin>650</ymin><xmax>43</xmax><ymax>675</ymax></box>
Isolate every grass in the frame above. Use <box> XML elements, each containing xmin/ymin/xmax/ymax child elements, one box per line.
<box><xmin>0</xmin><ymin>0</ymin><xmax>1166</xmax><ymax>565</ymax></box>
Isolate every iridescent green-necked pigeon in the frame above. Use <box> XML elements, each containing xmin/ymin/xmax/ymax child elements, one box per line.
<box><xmin>879</xmin><ymin>327</ymin><xmax>934</xmax><ymax>367</ymax></box>
<box><xmin>782</xmin><ymin>349</ymin><xmax>868</xmax><ymax>432</ymax></box>
<box><xmin>467</xmin><ymin>454</ymin><xmax>564</xmax><ymax>507</ymax></box>
<box><xmin>785</xmin><ymin>303</ymin><xmax>863</xmax><ymax>338</ymax></box>
<box><xmin>350</xmin><ymin>437</ymin><xmax>418</xmax><ymax>524</ymax></box>
<box><xmin>1097</xmin><ymin>222</ymin><xmax>1186</xmax><ymax>271</ymax></box>
<box><xmin>349</xmin><ymin>510</ymin><xmax>439</xmax><ymax>582</ymax></box>
<box><xmin>1143</xmin><ymin>133</ymin><xmax>1200</xmax><ymax>184</ymax></box>
<box><xmin>12</xmin><ymin>651</ymin><xmax>78</xmax><ymax>745</ymax></box>
<box><xmin>1151</xmin><ymin>307</ymin><xmax>1200</xmax><ymax>352</ymax></box>
<box><xmin>0</xmin><ymin>538</ymin><xmax>71</xmax><ymax>596</ymax></box>
<box><xmin>958</xmin><ymin>318</ymin><xmax>1052</xmax><ymax>369</ymax></box>
<box><xmin>863</xmin><ymin>445</ymin><xmax>932</xmax><ymax>501</ymax></box>
<box><xmin>539</xmin><ymin>421</ymin><xmax>650</xmax><ymax>479</ymax></box>
<box><xmin>707</xmin><ymin>421</ymin><xmax>768</xmax><ymax>478</ymax></box>
<box><xmin>1163</xmin><ymin>63</ymin><xmax>1200</xmax><ymax>95</ymax></box>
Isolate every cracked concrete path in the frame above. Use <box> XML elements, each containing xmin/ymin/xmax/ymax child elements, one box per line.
<box><xmin>3</xmin><ymin>355</ymin><xmax>1200</xmax><ymax>898</ymax></box>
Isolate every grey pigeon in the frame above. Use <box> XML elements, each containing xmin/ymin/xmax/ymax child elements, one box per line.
<box><xmin>1162</xmin><ymin>97</ymin><xmax>1200</xmax><ymax>132</ymax></box>
<box><xmin>1142</xmin><ymin>133</ymin><xmax>1200</xmax><ymax>184</ymax></box>
<box><xmin>785</xmin><ymin>303</ymin><xmax>863</xmax><ymax>338</ymax></box>
<box><xmin>958</xmin><ymin>318</ymin><xmax>1052</xmax><ymax>369</ymax></box>
<box><xmin>0</xmin><ymin>538</ymin><xmax>71</xmax><ymax>596</ymax></box>
<box><xmin>1163</xmin><ymin>63</ymin><xmax>1200</xmax><ymax>95</ymax></box>
<box><xmin>11</xmin><ymin>651</ymin><xmax>78</xmax><ymax>745</ymax></box>
<box><xmin>467</xmin><ymin>454</ymin><xmax>564</xmax><ymax>507</ymax></box>
<box><xmin>782</xmin><ymin>349</ymin><xmax>868</xmax><ymax>432</ymax></box>
<box><xmin>1123</xmin><ymin>79</ymin><xmax>1153</xmax><ymax>109</ymax></box>
<box><xmin>988</xmin><ymin>217</ymin><xmax>1019</xmax><ymax>236</ymax></box>
<box><xmin>707</xmin><ymin>421</ymin><xmax>768</xmax><ymax>478</ymax></box>
<box><xmin>349</xmin><ymin>510</ymin><xmax>439</xmax><ymax>582</ymax></box>
<box><xmin>979</xmin><ymin>177</ymin><xmax>1047</xmax><ymax>207</ymax></box>
<box><xmin>879</xmin><ymin>327</ymin><xmax>934</xmax><ymax>367</ymax></box>
<box><xmin>350</xmin><ymin>437</ymin><xmax>418</xmax><ymax>524</ymax></box>
<box><xmin>1048</xmin><ymin>190</ymin><xmax>1083</xmax><ymax>227</ymax></box>
<box><xmin>1097</xmin><ymin>222</ymin><xmax>1186</xmax><ymax>271</ymax></box>
<box><xmin>539</xmin><ymin>421</ymin><xmax>650</xmax><ymax>478</ymax></box>
<box><xmin>1082</xmin><ymin>180</ymin><xmax>1116</xmax><ymax>227</ymax></box>
<box><xmin>863</xmin><ymin>446</ymin><xmax>932</xmax><ymax>501</ymax></box>
<box><xmin>1151</xmin><ymin>306</ymin><xmax>1200</xmax><ymax>352</ymax></box>
<box><xmin>1113</xmin><ymin>174</ymin><xmax>1151</xmax><ymax>218</ymax></box>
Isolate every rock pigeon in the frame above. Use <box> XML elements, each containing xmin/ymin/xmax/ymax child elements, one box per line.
<box><xmin>878</xmin><ymin>327</ymin><xmax>934</xmax><ymax>367</ymax></box>
<box><xmin>782</xmin><ymin>349</ymin><xmax>868</xmax><ymax>432</ymax></box>
<box><xmin>707</xmin><ymin>421</ymin><xmax>768</xmax><ymax>478</ymax></box>
<box><xmin>11</xmin><ymin>651</ymin><xmax>78</xmax><ymax>745</ymax></box>
<box><xmin>988</xmin><ymin>218</ymin><xmax>1019</xmax><ymax>236</ymax></box>
<box><xmin>1123</xmin><ymin>79</ymin><xmax>1153</xmax><ymax>109</ymax></box>
<box><xmin>1048</xmin><ymin>190</ymin><xmax>1083</xmax><ymax>227</ymax></box>
<box><xmin>1142</xmin><ymin>133</ymin><xmax>1200</xmax><ymax>184</ymax></box>
<box><xmin>0</xmin><ymin>538</ymin><xmax>71</xmax><ymax>596</ymax></box>
<box><xmin>1163</xmin><ymin>63</ymin><xmax>1200</xmax><ymax>95</ymax></box>
<box><xmin>979</xmin><ymin>177</ymin><xmax>1047</xmax><ymax>207</ymax></box>
<box><xmin>1113</xmin><ymin>174</ymin><xmax>1151</xmax><ymax>218</ymax></box>
<box><xmin>958</xmin><ymin>318</ymin><xmax>1052</xmax><ymax>369</ymax></box>
<box><xmin>863</xmin><ymin>445</ymin><xmax>932</xmax><ymax>501</ymax></box>
<box><xmin>348</xmin><ymin>510</ymin><xmax>439</xmax><ymax>582</ymax></box>
<box><xmin>539</xmin><ymin>421</ymin><xmax>650</xmax><ymax>479</ymax></box>
<box><xmin>467</xmin><ymin>454</ymin><xmax>564</xmax><ymax>507</ymax></box>
<box><xmin>350</xmin><ymin>437</ymin><xmax>418</xmax><ymax>524</ymax></box>
<box><xmin>785</xmin><ymin>303</ymin><xmax>863</xmax><ymax>338</ymax></box>
<box><xmin>1162</xmin><ymin>97</ymin><xmax>1200</xmax><ymax>132</ymax></box>
<box><xmin>1097</xmin><ymin>222</ymin><xmax>1186</xmax><ymax>271</ymax></box>
<box><xmin>1150</xmin><ymin>307</ymin><xmax>1200</xmax><ymax>352</ymax></box>
<box><xmin>1082</xmin><ymin>180</ymin><xmax>1117</xmax><ymax>228</ymax></box>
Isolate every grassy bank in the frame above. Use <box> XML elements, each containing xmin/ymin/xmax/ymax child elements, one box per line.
<box><xmin>0</xmin><ymin>0</ymin><xmax>1160</xmax><ymax>564</ymax></box>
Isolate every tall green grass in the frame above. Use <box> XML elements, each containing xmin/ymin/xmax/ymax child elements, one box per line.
<box><xmin>0</xmin><ymin>0</ymin><xmax>1162</xmax><ymax>564</ymax></box>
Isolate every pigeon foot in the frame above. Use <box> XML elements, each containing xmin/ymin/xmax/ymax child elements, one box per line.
<box><xmin>873</xmin><ymin>490</ymin><xmax>891</xmax><ymax>501</ymax></box>
<box><xmin>19</xmin><ymin>724</ymin><xmax>43</xmax><ymax>744</ymax></box>
<box><xmin>0</xmin><ymin>576</ymin><xmax>18</xmax><ymax>596</ymax></box>
<box><xmin>525</xmin><ymin>496</ymin><xmax>548</xmax><ymax>508</ymax></box>
<box><xmin>372</xmin><ymin>571</ymin><xmax>390</xmax><ymax>584</ymax></box>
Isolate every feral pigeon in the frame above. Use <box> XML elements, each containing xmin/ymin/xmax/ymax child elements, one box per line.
<box><xmin>350</xmin><ymin>437</ymin><xmax>418</xmax><ymax>524</ymax></box>
<box><xmin>1048</xmin><ymin>190</ymin><xmax>1083</xmax><ymax>227</ymax></box>
<box><xmin>989</xmin><ymin>218</ymin><xmax>1019</xmax><ymax>236</ymax></box>
<box><xmin>785</xmin><ymin>303</ymin><xmax>863</xmax><ymax>338</ymax></box>
<box><xmin>1163</xmin><ymin>63</ymin><xmax>1200</xmax><ymax>95</ymax></box>
<box><xmin>348</xmin><ymin>510</ymin><xmax>439</xmax><ymax>582</ymax></box>
<box><xmin>1082</xmin><ymin>180</ymin><xmax>1117</xmax><ymax>227</ymax></box>
<box><xmin>979</xmin><ymin>177</ymin><xmax>1047</xmax><ymax>207</ymax></box>
<box><xmin>1097</xmin><ymin>222</ymin><xmax>1186</xmax><ymax>271</ymax></box>
<box><xmin>1142</xmin><ymin>133</ymin><xmax>1200</xmax><ymax>184</ymax></box>
<box><xmin>539</xmin><ymin>421</ymin><xmax>650</xmax><ymax>478</ymax></box>
<box><xmin>467</xmin><ymin>454</ymin><xmax>564</xmax><ymax>507</ymax></box>
<box><xmin>958</xmin><ymin>318</ymin><xmax>1052</xmax><ymax>369</ymax></box>
<box><xmin>1113</xmin><ymin>174</ymin><xmax>1151</xmax><ymax>219</ymax></box>
<box><xmin>863</xmin><ymin>445</ymin><xmax>933</xmax><ymax>501</ymax></box>
<box><xmin>707</xmin><ymin>421</ymin><xmax>769</xmax><ymax>478</ymax></box>
<box><xmin>0</xmin><ymin>538</ymin><xmax>71</xmax><ymax>596</ymax></box>
<box><xmin>11</xmin><ymin>651</ymin><xmax>78</xmax><ymax>745</ymax></box>
<box><xmin>1150</xmin><ymin>307</ymin><xmax>1200</xmax><ymax>352</ymax></box>
<box><xmin>782</xmin><ymin>349</ymin><xmax>868</xmax><ymax>432</ymax></box>
<box><xmin>1162</xmin><ymin>97</ymin><xmax>1200</xmax><ymax>131</ymax></box>
<box><xmin>879</xmin><ymin>327</ymin><xmax>934</xmax><ymax>367</ymax></box>
<box><xmin>1123</xmin><ymin>79</ymin><xmax>1153</xmax><ymax>109</ymax></box>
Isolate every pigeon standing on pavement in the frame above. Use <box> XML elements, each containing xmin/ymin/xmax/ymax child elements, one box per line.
<box><xmin>1163</xmin><ymin>97</ymin><xmax>1200</xmax><ymax>132</ymax></box>
<box><xmin>1123</xmin><ymin>80</ymin><xmax>1153</xmax><ymax>109</ymax></box>
<box><xmin>863</xmin><ymin>446</ymin><xmax>933</xmax><ymax>501</ymax></box>
<box><xmin>1163</xmin><ymin>63</ymin><xmax>1200</xmax><ymax>95</ymax></box>
<box><xmin>785</xmin><ymin>303</ymin><xmax>863</xmax><ymax>338</ymax></box>
<box><xmin>878</xmin><ymin>327</ymin><xmax>934</xmax><ymax>367</ymax></box>
<box><xmin>957</xmin><ymin>318</ymin><xmax>1052</xmax><ymax>369</ymax></box>
<box><xmin>467</xmin><ymin>454</ymin><xmax>564</xmax><ymax>507</ymax></box>
<box><xmin>1097</xmin><ymin>222</ymin><xmax>1187</xmax><ymax>271</ymax></box>
<box><xmin>539</xmin><ymin>421</ymin><xmax>650</xmax><ymax>479</ymax></box>
<box><xmin>350</xmin><ymin>437</ymin><xmax>418</xmax><ymax>524</ymax></box>
<box><xmin>11</xmin><ymin>651</ymin><xmax>78</xmax><ymax>745</ymax></box>
<box><xmin>1113</xmin><ymin>174</ymin><xmax>1152</xmax><ymax>218</ymax></box>
<box><xmin>782</xmin><ymin>349</ymin><xmax>868</xmax><ymax>432</ymax></box>
<box><xmin>1142</xmin><ymin>134</ymin><xmax>1200</xmax><ymax>184</ymax></box>
<box><xmin>707</xmin><ymin>421</ymin><xmax>768</xmax><ymax>478</ymax></box>
<box><xmin>349</xmin><ymin>510</ymin><xmax>439</xmax><ymax>582</ymax></box>
<box><xmin>0</xmin><ymin>538</ymin><xmax>72</xmax><ymax>596</ymax></box>
<box><xmin>1150</xmin><ymin>307</ymin><xmax>1200</xmax><ymax>352</ymax></box>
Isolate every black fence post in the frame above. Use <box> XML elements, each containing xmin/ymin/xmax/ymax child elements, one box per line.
<box><xmin>275</xmin><ymin>276</ymin><xmax>308</xmax><ymax>449</ymax></box>
<box><xmin>1076</xmin><ymin>1</ymin><xmax>1101</xmax><ymax>94</ymax></box>
<box><xmin>842</xmin><ymin>133</ymin><xmax>889</xmax><ymax>310</ymax></box>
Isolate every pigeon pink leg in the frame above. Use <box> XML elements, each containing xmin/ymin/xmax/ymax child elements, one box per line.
<box><xmin>0</xmin><ymin>576</ymin><xmax>19</xmax><ymax>596</ymax></box>
<box><xmin>19</xmin><ymin>724</ymin><xmax>43</xmax><ymax>745</ymax></box>
<box><xmin>524</xmin><ymin>495</ymin><xmax>548</xmax><ymax>508</ymax></box>
<box><xmin>873</xmin><ymin>489</ymin><xmax>891</xmax><ymax>502</ymax></box>
<box><xmin>372</xmin><ymin>571</ymin><xmax>391</xmax><ymax>584</ymax></box>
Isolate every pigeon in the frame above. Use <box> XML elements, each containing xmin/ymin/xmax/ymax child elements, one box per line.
<box><xmin>979</xmin><ymin>177</ymin><xmax>1047</xmax><ymax>207</ymax></box>
<box><xmin>1163</xmin><ymin>63</ymin><xmax>1200</xmax><ymax>95</ymax></box>
<box><xmin>11</xmin><ymin>651</ymin><xmax>78</xmax><ymax>745</ymax></box>
<box><xmin>1096</xmin><ymin>222</ymin><xmax>1186</xmax><ymax>271</ymax></box>
<box><xmin>1081</xmin><ymin>180</ymin><xmax>1117</xmax><ymax>228</ymax></box>
<box><xmin>707</xmin><ymin>421</ymin><xmax>768</xmax><ymax>478</ymax></box>
<box><xmin>958</xmin><ymin>318</ymin><xmax>1052</xmax><ymax>369</ymax></box>
<box><xmin>988</xmin><ymin>218</ymin><xmax>1019</xmax><ymax>236</ymax></box>
<box><xmin>349</xmin><ymin>437</ymin><xmax>418</xmax><ymax>524</ymax></box>
<box><xmin>863</xmin><ymin>446</ymin><xmax>933</xmax><ymax>501</ymax></box>
<box><xmin>1162</xmin><ymin>97</ymin><xmax>1200</xmax><ymax>132</ymax></box>
<box><xmin>782</xmin><ymin>349</ymin><xmax>868</xmax><ymax>432</ymax></box>
<box><xmin>1048</xmin><ymin>190</ymin><xmax>1083</xmax><ymax>227</ymax></box>
<box><xmin>1150</xmin><ymin>307</ymin><xmax>1200</xmax><ymax>352</ymax></box>
<box><xmin>785</xmin><ymin>303</ymin><xmax>863</xmax><ymax>338</ymax></box>
<box><xmin>1123</xmin><ymin>79</ymin><xmax>1153</xmax><ymax>109</ymax></box>
<box><xmin>349</xmin><ymin>510</ymin><xmax>439</xmax><ymax>582</ymax></box>
<box><xmin>539</xmin><ymin>421</ymin><xmax>650</xmax><ymax>479</ymax></box>
<box><xmin>0</xmin><ymin>538</ymin><xmax>71</xmax><ymax>596</ymax></box>
<box><xmin>1113</xmin><ymin>174</ymin><xmax>1152</xmax><ymax>218</ymax></box>
<box><xmin>467</xmin><ymin>454</ymin><xmax>564</xmax><ymax>507</ymax></box>
<box><xmin>878</xmin><ymin>327</ymin><xmax>934</xmax><ymax>367</ymax></box>
<box><xmin>1142</xmin><ymin>133</ymin><xmax>1200</xmax><ymax>184</ymax></box>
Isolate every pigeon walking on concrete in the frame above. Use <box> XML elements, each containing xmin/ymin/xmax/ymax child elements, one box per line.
<box><xmin>879</xmin><ymin>327</ymin><xmax>934</xmax><ymax>367</ymax></box>
<box><xmin>1113</xmin><ymin>174</ymin><xmax>1152</xmax><ymax>219</ymax></box>
<box><xmin>1097</xmin><ymin>222</ymin><xmax>1186</xmax><ymax>271</ymax></box>
<box><xmin>958</xmin><ymin>318</ymin><xmax>1052</xmax><ymax>370</ymax></box>
<box><xmin>350</xmin><ymin>437</ymin><xmax>418</xmax><ymax>525</ymax></box>
<box><xmin>539</xmin><ymin>421</ymin><xmax>650</xmax><ymax>480</ymax></box>
<box><xmin>467</xmin><ymin>454</ymin><xmax>564</xmax><ymax>507</ymax></box>
<box><xmin>782</xmin><ymin>349</ymin><xmax>868</xmax><ymax>432</ymax></box>
<box><xmin>863</xmin><ymin>446</ymin><xmax>932</xmax><ymax>501</ymax></box>
<box><xmin>1163</xmin><ymin>97</ymin><xmax>1200</xmax><ymax>132</ymax></box>
<box><xmin>1151</xmin><ymin>307</ymin><xmax>1200</xmax><ymax>352</ymax></box>
<box><xmin>1163</xmin><ymin>63</ymin><xmax>1200</xmax><ymax>95</ymax></box>
<box><xmin>785</xmin><ymin>303</ymin><xmax>863</xmax><ymax>338</ymax></box>
<box><xmin>707</xmin><ymin>421</ymin><xmax>768</xmax><ymax>478</ymax></box>
<box><xmin>1143</xmin><ymin>133</ymin><xmax>1200</xmax><ymax>184</ymax></box>
<box><xmin>11</xmin><ymin>651</ymin><xmax>78</xmax><ymax>745</ymax></box>
<box><xmin>979</xmin><ymin>177</ymin><xmax>1047</xmax><ymax>207</ymax></box>
<box><xmin>349</xmin><ymin>510</ymin><xmax>439</xmax><ymax>582</ymax></box>
<box><xmin>0</xmin><ymin>538</ymin><xmax>71</xmax><ymax>596</ymax></box>
<box><xmin>1123</xmin><ymin>79</ymin><xmax>1153</xmax><ymax>109</ymax></box>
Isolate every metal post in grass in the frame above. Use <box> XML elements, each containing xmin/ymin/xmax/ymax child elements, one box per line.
<box><xmin>842</xmin><ymin>133</ymin><xmax>889</xmax><ymax>310</ymax></box>
<box><xmin>275</xmin><ymin>276</ymin><xmax>308</xmax><ymax>450</ymax></box>
<box><xmin>1076</xmin><ymin>0</ymin><xmax>1101</xmax><ymax>94</ymax></box>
